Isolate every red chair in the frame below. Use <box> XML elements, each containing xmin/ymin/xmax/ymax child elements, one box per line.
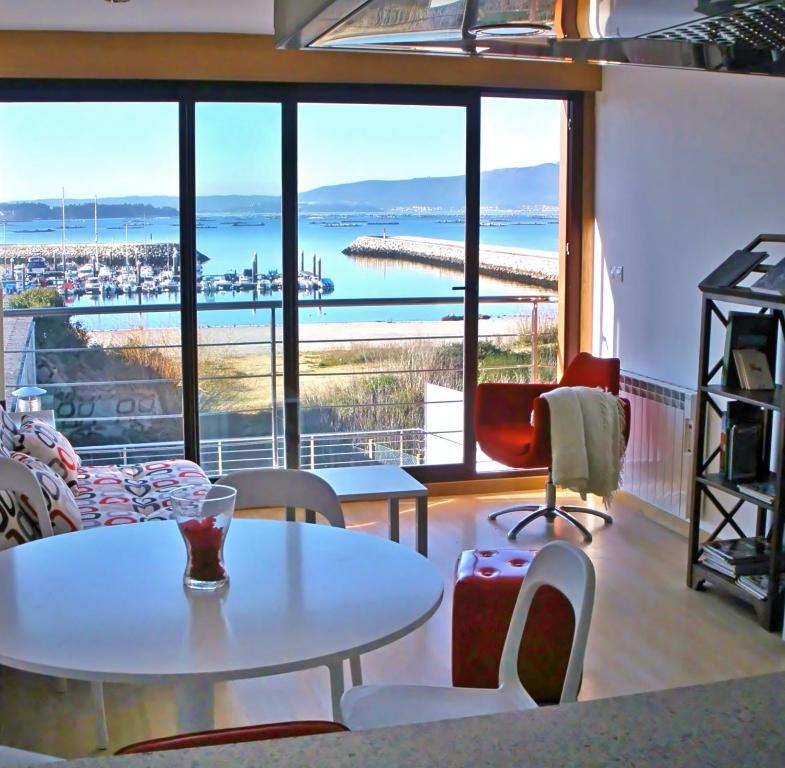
<box><xmin>476</xmin><ymin>353</ymin><xmax>630</xmax><ymax>543</ymax></box>
<box><xmin>116</xmin><ymin>721</ymin><xmax>348</xmax><ymax>755</ymax></box>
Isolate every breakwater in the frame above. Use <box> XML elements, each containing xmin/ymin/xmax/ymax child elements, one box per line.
<box><xmin>342</xmin><ymin>235</ymin><xmax>557</xmax><ymax>288</ymax></box>
<box><xmin>0</xmin><ymin>243</ymin><xmax>207</xmax><ymax>268</ymax></box>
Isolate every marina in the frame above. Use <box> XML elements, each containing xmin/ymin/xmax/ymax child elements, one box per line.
<box><xmin>0</xmin><ymin>210</ymin><xmax>558</xmax><ymax>326</ymax></box>
<box><xmin>0</xmin><ymin>242</ymin><xmax>334</xmax><ymax>300</ymax></box>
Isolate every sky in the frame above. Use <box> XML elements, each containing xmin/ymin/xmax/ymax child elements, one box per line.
<box><xmin>0</xmin><ymin>97</ymin><xmax>561</xmax><ymax>202</ymax></box>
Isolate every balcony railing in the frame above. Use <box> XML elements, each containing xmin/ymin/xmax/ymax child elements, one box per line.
<box><xmin>4</xmin><ymin>294</ymin><xmax>557</xmax><ymax>472</ymax></box>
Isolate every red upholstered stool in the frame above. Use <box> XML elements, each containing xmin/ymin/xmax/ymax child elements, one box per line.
<box><xmin>452</xmin><ymin>548</ymin><xmax>576</xmax><ymax>705</ymax></box>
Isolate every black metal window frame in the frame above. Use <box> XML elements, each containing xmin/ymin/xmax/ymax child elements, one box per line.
<box><xmin>0</xmin><ymin>79</ymin><xmax>583</xmax><ymax>484</ymax></box>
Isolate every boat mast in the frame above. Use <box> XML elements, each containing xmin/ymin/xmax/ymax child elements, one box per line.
<box><xmin>94</xmin><ymin>194</ymin><xmax>99</xmax><ymax>274</ymax></box>
<box><xmin>61</xmin><ymin>187</ymin><xmax>66</xmax><ymax>276</ymax></box>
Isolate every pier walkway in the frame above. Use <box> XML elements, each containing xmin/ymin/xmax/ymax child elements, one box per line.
<box><xmin>343</xmin><ymin>235</ymin><xmax>558</xmax><ymax>288</ymax></box>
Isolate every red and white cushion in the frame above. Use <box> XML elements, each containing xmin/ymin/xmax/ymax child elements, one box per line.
<box><xmin>0</xmin><ymin>487</ymin><xmax>38</xmax><ymax>549</ymax></box>
<box><xmin>10</xmin><ymin>452</ymin><xmax>82</xmax><ymax>536</ymax></box>
<box><xmin>76</xmin><ymin>459</ymin><xmax>210</xmax><ymax>529</ymax></box>
<box><xmin>0</xmin><ymin>405</ymin><xmax>19</xmax><ymax>455</ymax></box>
<box><xmin>14</xmin><ymin>416</ymin><xmax>81</xmax><ymax>493</ymax></box>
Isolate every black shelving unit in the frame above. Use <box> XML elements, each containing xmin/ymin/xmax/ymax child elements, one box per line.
<box><xmin>688</xmin><ymin>234</ymin><xmax>785</xmax><ymax>631</ymax></box>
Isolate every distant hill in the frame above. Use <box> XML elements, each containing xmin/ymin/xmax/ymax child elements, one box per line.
<box><xmin>31</xmin><ymin>195</ymin><xmax>280</xmax><ymax>215</ymax></box>
<box><xmin>0</xmin><ymin>201</ymin><xmax>178</xmax><ymax>223</ymax></box>
<box><xmin>299</xmin><ymin>164</ymin><xmax>559</xmax><ymax>211</ymax></box>
<box><xmin>2</xmin><ymin>164</ymin><xmax>558</xmax><ymax>218</ymax></box>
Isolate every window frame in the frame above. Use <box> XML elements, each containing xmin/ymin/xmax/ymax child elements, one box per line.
<box><xmin>0</xmin><ymin>79</ymin><xmax>584</xmax><ymax>483</ymax></box>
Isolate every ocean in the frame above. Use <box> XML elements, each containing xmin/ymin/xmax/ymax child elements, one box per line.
<box><xmin>2</xmin><ymin>212</ymin><xmax>559</xmax><ymax>330</ymax></box>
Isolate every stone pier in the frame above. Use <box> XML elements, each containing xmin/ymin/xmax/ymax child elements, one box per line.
<box><xmin>343</xmin><ymin>235</ymin><xmax>558</xmax><ymax>288</ymax></box>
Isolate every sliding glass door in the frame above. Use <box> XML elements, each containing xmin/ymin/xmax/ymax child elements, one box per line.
<box><xmin>474</xmin><ymin>95</ymin><xmax>565</xmax><ymax>472</ymax></box>
<box><xmin>0</xmin><ymin>83</ymin><xmax>577</xmax><ymax>480</ymax></box>
<box><xmin>296</xmin><ymin>101</ymin><xmax>467</xmax><ymax>470</ymax></box>
<box><xmin>194</xmin><ymin>102</ymin><xmax>284</xmax><ymax>475</ymax></box>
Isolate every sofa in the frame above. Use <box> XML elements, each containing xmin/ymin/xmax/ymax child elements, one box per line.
<box><xmin>0</xmin><ymin>406</ymin><xmax>210</xmax><ymax>549</ymax></box>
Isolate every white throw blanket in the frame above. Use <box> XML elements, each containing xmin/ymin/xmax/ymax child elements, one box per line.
<box><xmin>540</xmin><ymin>386</ymin><xmax>626</xmax><ymax>506</ymax></box>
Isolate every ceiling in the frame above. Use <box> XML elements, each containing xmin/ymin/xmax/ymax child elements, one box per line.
<box><xmin>0</xmin><ymin>0</ymin><xmax>275</xmax><ymax>34</ymax></box>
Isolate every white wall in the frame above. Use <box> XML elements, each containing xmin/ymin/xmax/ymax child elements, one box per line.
<box><xmin>594</xmin><ymin>65</ymin><xmax>785</xmax><ymax>388</ymax></box>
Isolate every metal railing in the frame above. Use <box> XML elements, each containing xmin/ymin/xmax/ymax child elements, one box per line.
<box><xmin>4</xmin><ymin>294</ymin><xmax>557</xmax><ymax>470</ymax></box>
<box><xmin>74</xmin><ymin>427</ymin><xmax>433</xmax><ymax>475</ymax></box>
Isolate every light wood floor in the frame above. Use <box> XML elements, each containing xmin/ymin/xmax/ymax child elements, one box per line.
<box><xmin>3</xmin><ymin>489</ymin><xmax>785</xmax><ymax>759</ymax></box>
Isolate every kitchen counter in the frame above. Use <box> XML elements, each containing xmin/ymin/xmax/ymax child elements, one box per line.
<box><xmin>44</xmin><ymin>672</ymin><xmax>785</xmax><ymax>767</ymax></box>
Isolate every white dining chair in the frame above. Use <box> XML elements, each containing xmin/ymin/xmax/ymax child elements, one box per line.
<box><xmin>218</xmin><ymin>468</ymin><xmax>360</xmax><ymax>686</ymax></box>
<box><xmin>219</xmin><ymin>468</ymin><xmax>345</xmax><ymax>528</ymax></box>
<box><xmin>0</xmin><ymin>745</ymin><xmax>62</xmax><ymax>766</ymax></box>
<box><xmin>340</xmin><ymin>540</ymin><xmax>596</xmax><ymax>730</ymax></box>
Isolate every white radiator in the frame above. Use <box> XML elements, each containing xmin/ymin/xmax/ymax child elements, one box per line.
<box><xmin>619</xmin><ymin>373</ymin><xmax>696</xmax><ymax>520</ymax></box>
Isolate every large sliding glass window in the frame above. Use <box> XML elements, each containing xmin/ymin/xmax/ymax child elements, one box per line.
<box><xmin>195</xmin><ymin>103</ymin><xmax>283</xmax><ymax>475</ymax></box>
<box><xmin>476</xmin><ymin>96</ymin><xmax>564</xmax><ymax>473</ymax></box>
<box><xmin>0</xmin><ymin>101</ymin><xmax>182</xmax><ymax>463</ymax></box>
<box><xmin>296</xmin><ymin>102</ymin><xmax>466</xmax><ymax>469</ymax></box>
<box><xmin>0</xmin><ymin>85</ymin><xmax>576</xmax><ymax>481</ymax></box>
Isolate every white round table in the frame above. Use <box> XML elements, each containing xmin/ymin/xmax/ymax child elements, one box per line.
<box><xmin>0</xmin><ymin>519</ymin><xmax>443</xmax><ymax>733</ymax></box>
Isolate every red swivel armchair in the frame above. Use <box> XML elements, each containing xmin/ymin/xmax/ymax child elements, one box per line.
<box><xmin>476</xmin><ymin>353</ymin><xmax>630</xmax><ymax>543</ymax></box>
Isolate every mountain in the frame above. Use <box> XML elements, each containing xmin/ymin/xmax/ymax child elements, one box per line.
<box><xmin>2</xmin><ymin>164</ymin><xmax>559</xmax><ymax>218</ymax></box>
<box><xmin>196</xmin><ymin>195</ymin><xmax>280</xmax><ymax>213</ymax></box>
<box><xmin>480</xmin><ymin>165</ymin><xmax>559</xmax><ymax>208</ymax></box>
<box><xmin>299</xmin><ymin>164</ymin><xmax>559</xmax><ymax>210</ymax></box>
<box><xmin>0</xmin><ymin>201</ymin><xmax>178</xmax><ymax>223</ymax></box>
<box><xmin>32</xmin><ymin>195</ymin><xmax>280</xmax><ymax>214</ymax></box>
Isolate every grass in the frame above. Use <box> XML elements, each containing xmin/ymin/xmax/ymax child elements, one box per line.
<box><xmin>108</xmin><ymin>329</ymin><xmax>263</xmax><ymax>416</ymax></box>
<box><xmin>53</xmin><ymin>314</ymin><xmax>558</xmax><ymax>442</ymax></box>
<box><xmin>301</xmin><ymin>317</ymin><xmax>558</xmax><ymax>433</ymax></box>
<box><xmin>109</xmin><ymin>328</ymin><xmax>182</xmax><ymax>383</ymax></box>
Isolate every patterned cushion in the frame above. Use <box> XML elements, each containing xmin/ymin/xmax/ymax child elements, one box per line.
<box><xmin>0</xmin><ymin>488</ymin><xmax>38</xmax><ymax>550</ymax></box>
<box><xmin>0</xmin><ymin>405</ymin><xmax>19</xmax><ymax>454</ymax></box>
<box><xmin>76</xmin><ymin>459</ymin><xmax>210</xmax><ymax>529</ymax></box>
<box><xmin>10</xmin><ymin>452</ymin><xmax>82</xmax><ymax>536</ymax></box>
<box><xmin>15</xmin><ymin>416</ymin><xmax>81</xmax><ymax>493</ymax></box>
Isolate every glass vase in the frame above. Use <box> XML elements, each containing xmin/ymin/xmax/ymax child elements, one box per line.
<box><xmin>171</xmin><ymin>484</ymin><xmax>237</xmax><ymax>591</ymax></box>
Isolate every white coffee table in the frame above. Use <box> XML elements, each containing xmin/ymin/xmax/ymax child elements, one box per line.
<box><xmin>0</xmin><ymin>519</ymin><xmax>442</xmax><ymax>734</ymax></box>
<box><xmin>309</xmin><ymin>465</ymin><xmax>429</xmax><ymax>556</ymax></box>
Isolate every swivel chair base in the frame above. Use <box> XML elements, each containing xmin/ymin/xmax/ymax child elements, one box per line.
<box><xmin>488</xmin><ymin>474</ymin><xmax>612</xmax><ymax>544</ymax></box>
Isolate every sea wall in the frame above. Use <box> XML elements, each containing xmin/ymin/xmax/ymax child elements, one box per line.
<box><xmin>343</xmin><ymin>235</ymin><xmax>558</xmax><ymax>289</ymax></box>
<box><xmin>0</xmin><ymin>242</ymin><xmax>192</xmax><ymax>269</ymax></box>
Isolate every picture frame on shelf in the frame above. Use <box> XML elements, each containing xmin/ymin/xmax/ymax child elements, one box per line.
<box><xmin>732</xmin><ymin>349</ymin><xmax>775</xmax><ymax>391</ymax></box>
<box><xmin>722</xmin><ymin>311</ymin><xmax>777</xmax><ymax>389</ymax></box>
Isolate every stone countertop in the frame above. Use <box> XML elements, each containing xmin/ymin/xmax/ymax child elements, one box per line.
<box><xmin>52</xmin><ymin>672</ymin><xmax>785</xmax><ymax>768</ymax></box>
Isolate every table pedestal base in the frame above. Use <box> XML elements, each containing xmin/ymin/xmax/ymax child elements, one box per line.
<box><xmin>328</xmin><ymin>663</ymin><xmax>345</xmax><ymax>724</ymax></box>
<box><xmin>176</xmin><ymin>680</ymin><xmax>215</xmax><ymax>734</ymax></box>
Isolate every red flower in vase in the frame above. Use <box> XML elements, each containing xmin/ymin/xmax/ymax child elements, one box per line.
<box><xmin>179</xmin><ymin>516</ymin><xmax>227</xmax><ymax>582</ymax></box>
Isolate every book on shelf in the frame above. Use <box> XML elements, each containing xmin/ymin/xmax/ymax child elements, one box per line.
<box><xmin>737</xmin><ymin>478</ymin><xmax>776</xmax><ymax>504</ymax></box>
<box><xmin>702</xmin><ymin>536</ymin><xmax>772</xmax><ymax>563</ymax></box>
<box><xmin>719</xmin><ymin>401</ymin><xmax>766</xmax><ymax>481</ymax></box>
<box><xmin>722</xmin><ymin>311</ymin><xmax>777</xmax><ymax>389</ymax></box>
<box><xmin>699</xmin><ymin>554</ymin><xmax>737</xmax><ymax>577</ymax></box>
<box><xmin>737</xmin><ymin>573</ymin><xmax>785</xmax><ymax>601</ymax></box>
<box><xmin>727</xmin><ymin>422</ymin><xmax>763</xmax><ymax>482</ymax></box>
<box><xmin>751</xmin><ymin>258</ymin><xmax>785</xmax><ymax>295</ymax></box>
<box><xmin>732</xmin><ymin>349</ymin><xmax>775</xmax><ymax>391</ymax></box>
<box><xmin>700</xmin><ymin>552</ymin><xmax>770</xmax><ymax>577</ymax></box>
